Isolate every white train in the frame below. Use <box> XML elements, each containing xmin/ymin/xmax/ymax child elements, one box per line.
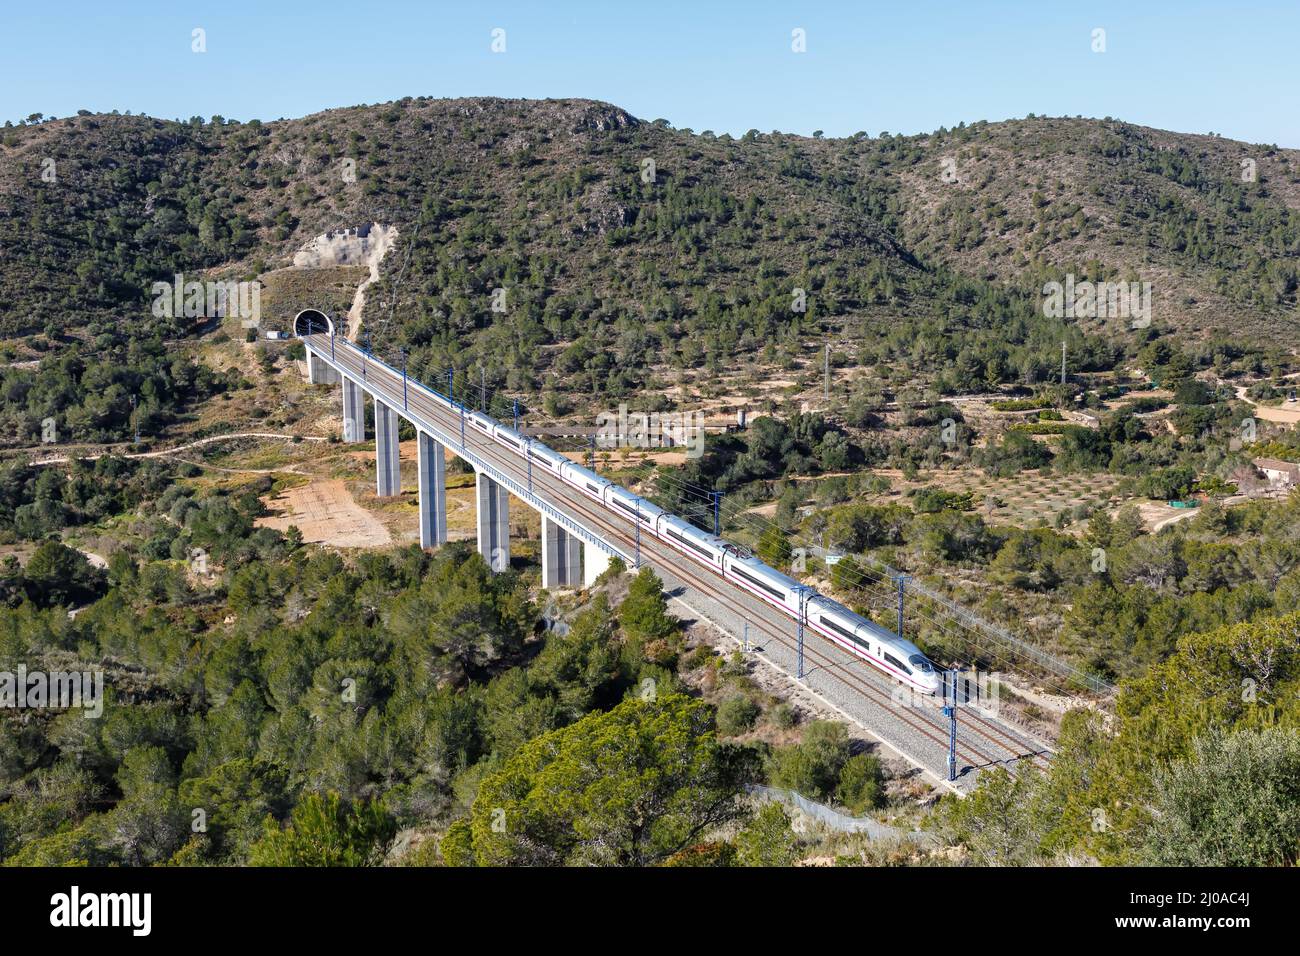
<box><xmin>419</xmin><ymin>381</ymin><xmax>941</xmax><ymax>694</ymax></box>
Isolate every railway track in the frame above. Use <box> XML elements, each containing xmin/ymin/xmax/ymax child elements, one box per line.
<box><xmin>312</xmin><ymin>337</ymin><xmax>1054</xmax><ymax>782</ymax></box>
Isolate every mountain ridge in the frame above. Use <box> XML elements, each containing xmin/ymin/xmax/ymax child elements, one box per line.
<box><xmin>1</xmin><ymin>97</ymin><xmax>1297</xmax><ymax>389</ymax></box>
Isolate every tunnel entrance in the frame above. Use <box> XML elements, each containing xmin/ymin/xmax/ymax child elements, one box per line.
<box><xmin>294</xmin><ymin>309</ymin><xmax>334</xmax><ymax>338</ymax></box>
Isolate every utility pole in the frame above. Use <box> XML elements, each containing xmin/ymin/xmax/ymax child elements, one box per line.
<box><xmin>895</xmin><ymin>573</ymin><xmax>907</xmax><ymax>639</ymax></box>
<box><xmin>796</xmin><ymin>587</ymin><xmax>809</xmax><ymax>679</ymax></box>
<box><xmin>129</xmin><ymin>394</ymin><xmax>139</xmax><ymax>445</ymax></box>
<box><xmin>400</xmin><ymin>348</ymin><xmax>408</xmax><ymax>410</ymax></box>
<box><xmin>824</xmin><ymin>342</ymin><xmax>830</xmax><ymax>402</ymax></box>
<box><xmin>512</xmin><ymin>398</ymin><xmax>519</xmax><ymax>433</ymax></box>
<box><xmin>481</xmin><ymin>366</ymin><xmax>487</xmax><ymax>413</ymax></box>
<box><xmin>943</xmin><ymin>669</ymin><xmax>960</xmax><ymax>782</ymax></box>
<box><xmin>742</xmin><ymin>621</ymin><xmax>749</xmax><ymax>653</ymax></box>
<box><xmin>633</xmin><ymin>500</ymin><xmax>641</xmax><ymax>568</ymax></box>
<box><xmin>709</xmin><ymin>491</ymin><xmax>722</xmax><ymax>536</ymax></box>
<box><xmin>1061</xmin><ymin>341</ymin><xmax>1067</xmax><ymax>386</ymax></box>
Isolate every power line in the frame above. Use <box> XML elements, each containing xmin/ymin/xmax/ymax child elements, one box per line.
<box><xmin>356</xmin><ymin>347</ymin><xmax>1109</xmax><ymax>694</ymax></box>
<box><xmin>626</xmin><ymin>461</ymin><xmax>1113</xmax><ymax>695</ymax></box>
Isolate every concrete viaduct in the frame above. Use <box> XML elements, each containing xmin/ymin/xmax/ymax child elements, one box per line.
<box><xmin>290</xmin><ymin>309</ymin><xmax>1054</xmax><ymax>788</ymax></box>
<box><xmin>294</xmin><ymin>310</ymin><xmax>616</xmax><ymax>588</ymax></box>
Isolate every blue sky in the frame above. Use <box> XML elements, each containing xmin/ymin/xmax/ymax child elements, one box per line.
<box><xmin>3</xmin><ymin>1</ymin><xmax>1298</xmax><ymax>146</ymax></box>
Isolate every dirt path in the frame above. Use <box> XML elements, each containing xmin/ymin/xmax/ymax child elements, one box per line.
<box><xmin>1234</xmin><ymin>372</ymin><xmax>1300</xmax><ymax>425</ymax></box>
<box><xmin>27</xmin><ymin>432</ymin><xmax>326</xmax><ymax>466</ymax></box>
<box><xmin>1150</xmin><ymin>506</ymin><xmax>1201</xmax><ymax>531</ymax></box>
<box><xmin>346</xmin><ymin>225</ymin><xmax>398</xmax><ymax>342</ymax></box>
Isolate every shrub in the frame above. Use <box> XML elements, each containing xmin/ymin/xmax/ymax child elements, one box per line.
<box><xmin>681</xmin><ymin>646</ymin><xmax>713</xmax><ymax>671</ymax></box>
<box><xmin>717</xmin><ymin>695</ymin><xmax>761</xmax><ymax>736</ymax></box>
<box><xmin>990</xmin><ymin>398</ymin><xmax>1048</xmax><ymax>412</ymax></box>
<box><xmin>618</xmin><ymin>567</ymin><xmax>677</xmax><ymax>644</ymax></box>
<box><xmin>909</xmin><ymin>487</ymin><xmax>974</xmax><ymax>513</ymax></box>
<box><xmin>768</xmin><ymin>721</ymin><xmax>851</xmax><ymax>799</ymax></box>
<box><xmin>439</xmin><ymin>819</ymin><xmax>476</xmax><ymax>867</ymax></box>
<box><xmin>770</xmin><ymin>702</ymin><xmax>798</xmax><ymax>730</ymax></box>
<box><xmin>248</xmin><ymin>792</ymin><xmax>396</xmax><ymax>867</ymax></box>
<box><xmin>836</xmin><ymin>753</ymin><xmax>887</xmax><ymax>814</ymax></box>
<box><xmin>974</xmin><ymin>430</ymin><xmax>1053</xmax><ymax>476</ymax></box>
<box><xmin>734</xmin><ymin>802</ymin><xmax>801</xmax><ymax>866</ymax></box>
<box><xmin>1142</xmin><ymin>726</ymin><xmax>1300</xmax><ymax>867</ymax></box>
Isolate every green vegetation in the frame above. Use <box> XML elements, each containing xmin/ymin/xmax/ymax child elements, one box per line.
<box><xmin>0</xmin><ymin>465</ymin><xmax>908</xmax><ymax>867</ymax></box>
<box><xmin>453</xmin><ymin>694</ymin><xmax>757</xmax><ymax>866</ymax></box>
<box><xmin>716</xmin><ymin>694</ymin><xmax>761</xmax><ymax>735</ymax></box>
<box><xmin>733</xmin><ymin>803</ymin><xmax>802</xmax><ymax>867</ymax></box>
<box><xmin>989</xmin><ymin>398</ymin><xmax>1049</xmax><ymax>412</ymax></box>
<box><xmin>767</xmin><ymin>721</ymin><xmax>851</xmax><ymax>802</ymax></box>
<box><xmin>973</xmin><ymin>430</ymin><xmax>1053</xmax><ymax>476</ymax></box>
<box><xmin>0</xmin><ymin>456</ymin><xmax>175</xmax><ymax>541</ymax></box>
<box><xmin>937</xmin><ymin>611</ymin><xmax>1300</xmax><ymax>866</ymax></box>
<box><xmin>249</xmin><ymin>791</ymin><xmax>395</xmax><ymax>867</ymax></box>
<box><xmin>2</xmin><ymin>99</ymin><xmax>1299</xmax><ymax>870</ymax></box>
<box><xmin>0</xmin><ymin>342</ymin><xmax>233</xmax><ymax>447</ymax></box>
<box><xmin>0</xmin><ymin>540</ymin><xmax>105</xmax><ymax>608</ymax></box>
<box><xmin>3</xmin><ymin>102</ymin><xmax>1297</xmax><ymax>449</ymax></box>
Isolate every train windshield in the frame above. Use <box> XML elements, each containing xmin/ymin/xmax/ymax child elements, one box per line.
<box><xmin>908</xmin><ymin>654</ymin><xmax>934</xmax><ymax>674</ymax></box>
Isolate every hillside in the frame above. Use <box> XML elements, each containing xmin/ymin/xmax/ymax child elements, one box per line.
<box><xmin>3</xmin><ymin>94</ymin><xmax>1300</xmax><ymax>879</ymax></box>
<box><xmin>1</xmin><ymin>97</ymin><xmax>1298</xmax><ymax>432</ymax></box>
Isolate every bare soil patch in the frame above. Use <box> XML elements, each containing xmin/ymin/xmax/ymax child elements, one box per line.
<box><xmin>257</xmin><ymin>478</ymin><xmax>391</xmax><ymax>548</ymax></box>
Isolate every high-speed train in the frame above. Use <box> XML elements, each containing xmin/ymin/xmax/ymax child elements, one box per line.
<box><xmin>432</xmin><ymin>391</ymin><xmax>940</xmax><ymax>694</ymax></box>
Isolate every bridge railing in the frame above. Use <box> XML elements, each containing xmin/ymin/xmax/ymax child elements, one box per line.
<box><xmin>301</xmin><ymin>333</ymin><xmax>630</xmax><ymax>564</ymax></box>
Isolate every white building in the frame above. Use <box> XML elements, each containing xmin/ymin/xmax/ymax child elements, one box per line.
<box><xmin>1252</xmin><ymin>457</ymin><xmax>1300</xmax><ymax>491</ymax></box>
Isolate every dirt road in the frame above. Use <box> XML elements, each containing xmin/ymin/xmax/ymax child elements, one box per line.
<box><xmin>1235</xmin><ymin>372</ymin><xmax>1300</xmax><ymax>425</ymax></box>
<box><xmin>27</xmin><ymin>432</ymin><xmax>326</xmax><ymax>467</ymax></box>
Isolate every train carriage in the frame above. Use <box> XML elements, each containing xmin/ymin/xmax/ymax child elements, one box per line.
<box><xmin>523</xmin><ymin>440</ymin><xmax>569</xmax><ymax>474</ymax></box>
<box><xmin>654</xmin><ymin>514</ymin><xmax>726</xmax><ymax>569</ymax></box>
<box><xmin>489</xmin><ymin>422</ymin><xmax>527</xmax><ymax>454</ymax></box>
<box><xmin>603</xmin><ymin>484</ymin><xmax>663</xmax><ymax>528</ymax></box>
<box><xmin>722</xmin><ymin>553</ymin><xmax>803</xmax><ymax>615</ymax></box>
<box><xmin>560</xmin><ymin>459</ymin><xmax>613</xmax><ymax>503</ymax></box>
<box><xmin>466</xmin><ymin>410</ymin><xmax>494</xmax><ymax>437</ymax></box>
<box><xmin>806</xmin><ymin>595</ymin><xmax>940</xmax><ymax>693</ymax></box>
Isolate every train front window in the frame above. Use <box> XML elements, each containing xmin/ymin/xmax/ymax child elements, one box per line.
<box><xmin>908</xmin><ymin>654</ymin><xmax>934</xmax><ymax>674</ymax></box>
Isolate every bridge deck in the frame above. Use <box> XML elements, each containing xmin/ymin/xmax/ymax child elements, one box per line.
<box><xmin>302</xmin><ymin>333</ymin><xmax>1052</xmax><ymax>790</ymax></box>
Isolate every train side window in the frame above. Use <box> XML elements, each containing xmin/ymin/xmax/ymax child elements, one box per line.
<box><xmin>883</xmin><ymin>652</ymin><xmax>911</xmax><ymax>675</ymax></box>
